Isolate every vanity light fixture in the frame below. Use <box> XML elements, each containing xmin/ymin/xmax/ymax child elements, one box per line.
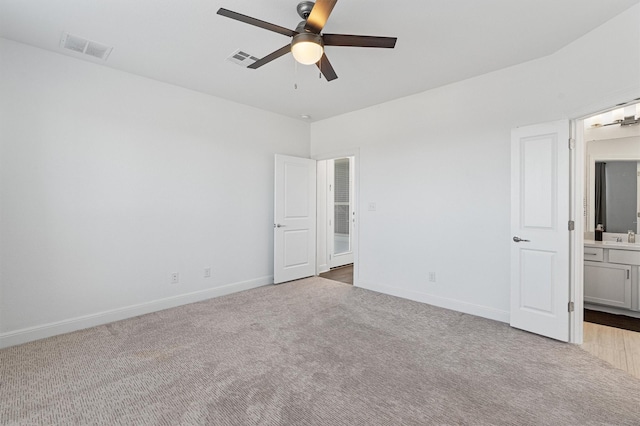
<box><xmin>589</xmin><ymin>107</ymin><xmax>639</xmax><ymax>128</ymax></box>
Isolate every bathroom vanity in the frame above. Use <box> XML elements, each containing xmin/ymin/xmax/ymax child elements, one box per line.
<box><xmin>584</xmin><ymin>240</ymin><xmax>640</xmax><ymax>314</ymax></box>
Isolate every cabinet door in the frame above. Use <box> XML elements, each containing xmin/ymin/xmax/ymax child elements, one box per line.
<box><xmin>584</xmin><ymin>261</ymin><xmax>632</xmax><ymax>309</ymax></box>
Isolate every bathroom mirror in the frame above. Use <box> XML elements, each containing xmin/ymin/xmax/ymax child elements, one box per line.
<box><xmin>589</xmin><ymin>160</ymin><xmax>639</xmax><ymax>233</ymax></box>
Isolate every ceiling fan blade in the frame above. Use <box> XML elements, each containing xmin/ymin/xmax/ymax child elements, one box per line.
<box><xmin>323</xmin><ymin>34</ymin><xmax>397</xmax><ymax>48</ymax></box>
<box><xmin>247</xmin><ymin>45</ymin><xmax>291</xmax><ymax>69</ymax></box>
<box><xmin>304</xmin><ymin>0</ymin><xmax>338</xmax><ymax>33</ymax></box>
<box><xmin>316</xmin><ymin>53</ymin><xmax>338</xmax><ymax>81</ymax></box>
<box><xmin>217</xmin><ymin>8</ymin><xmax>296</xmax><ymax>37</ymax></box>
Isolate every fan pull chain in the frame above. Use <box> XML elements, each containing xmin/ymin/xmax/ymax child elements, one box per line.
<box><xmin>294</xmin><ymin>58</ymin><xmax>298</xmax><ymax>90</ymax></box>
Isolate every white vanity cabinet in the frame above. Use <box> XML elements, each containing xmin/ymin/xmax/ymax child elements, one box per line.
<box><xmin>584</xmin><ymin>261</ymin><xmax>631</xmax><ymax>308</ymax></box>
<box><xmin>583</xmin><ymin>243</ymin><xmax>639</xmax><ymax>312</ymax></box>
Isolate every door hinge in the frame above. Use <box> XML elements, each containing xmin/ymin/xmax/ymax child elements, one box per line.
<box><xmin>568</xmin><ymin>138</ymin><xmax>575</xmax><ymax>150</ymax></box>
<box><xmin>568</xmin><ymin>301</ymin><xmax>574</xmax><ymax>312</ymax></box>
<box><xmin>568</xmin><ymin>220</ymin><xmax>575</xmax><ymax>231</ymax></box>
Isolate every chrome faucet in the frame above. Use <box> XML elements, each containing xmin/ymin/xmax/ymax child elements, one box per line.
<box><xmin>616</xmin><ymin>236</ymin><xmax>623</xmax><ymax>242</ymax></box>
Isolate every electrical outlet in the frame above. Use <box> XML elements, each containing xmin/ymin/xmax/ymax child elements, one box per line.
<box><xmin>428</xmin><ymin>272</ymin><xmax>436</xmax><ymax>282</ymax></box>
<box><xmin>170</xmin><ymin>272</ymin><xmax>179</xmax><ymax>284</ymax></box>
<box><xmin>368</xmin><ymin>202</ymin><xmax>377</xmax><ymax>211</ymax></box>
<box><xmin>204</xmin><ymin>267</ymin><xmax>211</xmax><ymax>278</ymax></box>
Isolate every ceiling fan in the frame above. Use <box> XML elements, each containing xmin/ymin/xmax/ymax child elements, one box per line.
<box><xmin>217</xmin><ymin>0</ymin><xmax>397</xmax><ymax>82</ymax></box>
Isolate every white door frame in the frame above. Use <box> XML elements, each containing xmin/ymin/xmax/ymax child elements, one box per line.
<box><xmin>313</xmin><ymin>148</ymin><xmax>360</xmax><ymax>287</ymax></box>
<box><xmin>569</xmin><ymin>91</ymin><xmax>639</xmax><ymax>344</ymax></box>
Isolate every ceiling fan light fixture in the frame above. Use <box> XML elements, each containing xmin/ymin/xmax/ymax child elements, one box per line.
<box><xmin>291</xmin><ymin>33</ymin><xmax>324</xmax><ymax>65</ymax></box>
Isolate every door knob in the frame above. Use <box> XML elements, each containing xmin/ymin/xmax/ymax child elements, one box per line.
<box><xmin>274</xmin><ymin>224</ymin><xmax>286</xmax><ymax>228</ymax></box>
<box><xmin>513</xmin><ymin>236</ymin><xmax>530</xmax><ymax>243</ymax></box>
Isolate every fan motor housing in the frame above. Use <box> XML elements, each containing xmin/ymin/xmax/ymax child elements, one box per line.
<box><xmin>297</xmin><ymin>1</ymin><xmax>315</xmax><ymax>19</ymax></box>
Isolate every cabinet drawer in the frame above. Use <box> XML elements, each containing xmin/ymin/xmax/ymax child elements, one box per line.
<box><xmin>609</xmin><ymin>249</ymin><xmax>640</xmax><ymax>266</ymax></box>
<box><xmin>584</xmin><ymin>247</ymin><xmax>604</xmax><ymax>262</ymax></box>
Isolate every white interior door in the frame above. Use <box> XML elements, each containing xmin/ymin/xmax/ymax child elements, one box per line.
<box><xmin>510</xmin><ymin>120</ymin><xmax>571</xmax><ymax>342</ymax></box>
<box><xmin>274</xmin><ymin>154</ymin><xmax>317</xmax><ymax>284</ymax></box>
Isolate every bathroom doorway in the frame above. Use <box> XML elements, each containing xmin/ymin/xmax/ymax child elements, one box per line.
<box><xmin>576</xmin><ymin>100</ymin><xmax>640</xmax><ymax>379</ymax></box>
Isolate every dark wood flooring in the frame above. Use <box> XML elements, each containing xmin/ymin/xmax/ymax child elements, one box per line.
<box><xmin>584</xmin><ymin>309</ymin><xmax>640</xmax><ymax>333</ymax></box>
<box><xmin>319</xmin><ymin>264</ymin><xmax>353</xmax><ymax>285</ymax></box>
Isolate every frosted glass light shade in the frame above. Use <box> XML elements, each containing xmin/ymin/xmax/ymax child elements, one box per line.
<box><xmin>291</xmin><ymin>33</ymin><xmax>324</xmax><ymax>65</ymax></box>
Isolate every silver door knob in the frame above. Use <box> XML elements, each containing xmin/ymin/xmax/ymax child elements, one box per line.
<box><xmin>513</xmin><ymin>236</ymin><xmax>530</xmax><ymax>243</ymax></box>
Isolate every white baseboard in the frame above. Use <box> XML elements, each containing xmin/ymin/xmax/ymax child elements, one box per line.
<box><xmin>0</xmin><ymin>276</ymin><xmax>273</xmax><ymax>349</ymax></box>
<box><xmin>357</xmin><ymin>280</ymin><xmax>510</xmax><ymax>323</ymax></box>
<box><xmin>317</xmin><ymin>263</ymin><xmax>330</xmax><ymax>274</ymax></box>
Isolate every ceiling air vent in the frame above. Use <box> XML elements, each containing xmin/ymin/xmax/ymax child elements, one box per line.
<box><xmin>226</xmin><ymin>49</ymin><xmax>259</xmax><ymax>67</ymax></box>
<box><xmin>60</xmin><ymin>32</ymin><xmax>113</xmax><ymax>61</ymax></box>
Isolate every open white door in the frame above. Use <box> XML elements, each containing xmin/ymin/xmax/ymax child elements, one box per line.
<box><xmin>510</xmin><ymin>120</ymin><xmax>570</xmax><ymax>342</ymax></box>
<box><xmin>274</xmin><ymin>154</ymin><xmax>317</xmax><ymax>284</ymax></box>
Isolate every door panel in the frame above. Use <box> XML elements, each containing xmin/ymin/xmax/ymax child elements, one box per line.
<box><xmin>520</xmin><ymin>250</ymin><xmax>555</xmax><ymax>314</ymax></box>
<box><xmin>274</xmin><ymin>155</ymin><xmax>316</xmax><ymax>284</ymax></box>
<box><xmin>284</xmin><ymin>162</ymin><xmax>310</xmax><ymax>218</ymax></box>
<box><xmin>511</xmin><ymin>120</ymin><xmax>570</xmax><ymax>342</ymax></box>
<box><xmin>283</xmin><ymin>230</ymin><xmax>310</xmax><ymax>267</ymax></box>
<box><xmin>522</xmin><ymin>136</ymin><xmax>556</xmax><ymax>228</ymax></box>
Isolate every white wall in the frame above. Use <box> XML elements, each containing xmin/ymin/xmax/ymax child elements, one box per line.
<box><xmin>0</xmin><ymin>39</ymin><xmax>310</xmax><ymax>347</ymax></box>
<box><xmin>310</xmin><ymin>5</ymin><xmax>640</xmax><ymax>322</ymax></box>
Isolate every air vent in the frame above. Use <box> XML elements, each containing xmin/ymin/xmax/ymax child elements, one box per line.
<box><xmin>60</xmin><ymin>32</ymin><xmax>113</xmax><ymax>61</ymax></box>
<box><xmin>225</xmin><ymin>49</ymin><xmax>259</xmax><ymax>67</ymax></box>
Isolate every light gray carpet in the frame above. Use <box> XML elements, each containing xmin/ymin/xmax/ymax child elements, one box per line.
<box><xmin>1</xmin><ymin>277</ymin><xmax>639</xmax><ymax>425</ymax></box>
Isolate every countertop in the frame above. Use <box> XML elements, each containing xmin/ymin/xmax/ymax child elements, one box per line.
<box><xmin>584</xmin><ymin>240</ymin><xmax>640</xmax><ymax>251</ymax></box>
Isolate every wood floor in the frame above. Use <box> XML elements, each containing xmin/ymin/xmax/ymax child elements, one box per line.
<box><xmin>319</xmin><ymin>266</ymin><xmax>640</xmax><ymax>380</ymax></box>
<box><xmin>319</xmin><ymin>264</ymin><xmax>353</xmax><ymax>285</ymax></box>
<box><xmin>584</xmin><ymin>309</ymin><xmax>640</xmax><ymax>333</ymax></box>
<box><xmin>581</xmin><ymin>322</ymin><xmax>640</xmax><ymax>380</ymax></box>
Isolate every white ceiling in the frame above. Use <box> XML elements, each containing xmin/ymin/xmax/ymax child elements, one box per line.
<box><xmin>1</xmin><ymin>0</ymin><xmax>638</xmax><ymax>122</ymax></box>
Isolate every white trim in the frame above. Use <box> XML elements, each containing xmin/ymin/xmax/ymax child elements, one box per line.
<box><xmin>312</xmin><ymin>147</ymin><xmax>360</xmax><ymax>162</ymax></box>
<box><xmin>569</xmin><ymin>89</ymin><xmax>640</xmax><ymax>120</ymax></box>
<box><xmin>570</xmin><ymin>119</ymin><xmax>585</xmax><ymax>344</ymax></box>
<box><xmin>359</xmin><ymin>280</ymin><xmax>510</xmax><ymax>323</ymax></box>
<box><xmin>0</xmin><ymin>276</ymin><xmax>273</xmax><ymax>349</ymax></box>
<box><xmin>317</xmin><ymin>263</ymin><xmax>330</xmax><ymax>274</ymax></box>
